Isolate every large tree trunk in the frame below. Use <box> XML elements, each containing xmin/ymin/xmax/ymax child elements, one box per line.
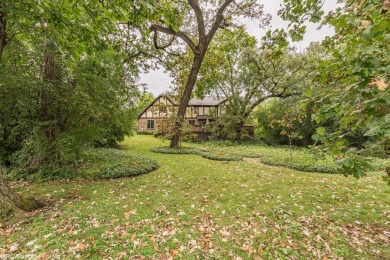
<box><xmin>0</xmin><ymin>168</ymin><xmax>42</xmax><ymax>218</ymax></box>
<box><xmin>39</xmin><ymin>40</ymin><xmax>61</xmax><ymax>168</ymax></box>
<box><xmin>0</xmin><ymin>8</ymin><xmax>7</xmax><ymax>63</ymax></box>
<box><xmin>234</xmin><ymin>120</ymin><xmax>245</xmax><ymax>141</ymax></box>
<box><xmin>170</xmin><ymin>53</ymin><xmax>204</xmax><ymax>148</ymax></box>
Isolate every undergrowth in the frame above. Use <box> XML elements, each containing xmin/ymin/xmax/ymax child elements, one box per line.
<box><xmin>150</xmin><ymin>147</ymin><xmax>242</xmax><ymax>161</ymax></box>
<box><xmin>6</xmin><ymin>148</ymin><xmax>159</xmax><ymax>181</ymax></box>
<box><xmin>151</xmin><ymin>141</ymin><xmax>390</xmax><ymax>174</ymax></box>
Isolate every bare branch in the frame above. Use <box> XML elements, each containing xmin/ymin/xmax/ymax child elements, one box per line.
<box><xmin>249</xmin><ymin>91</ymin><xmax>301</xmax><ymax>112</ymax></box>
<box><xmin>123</xmin><ymin>49</ymin><xmax>175</xmax><ymax>66</ymax></box>
<box><xmin>187</xmin><ymin>0</ymin><xmax>206</xmax><ymax>40</ymax></box>
<box><xmin>152</xmin><ymin>31</ymin><xmax>176</xmax><ymax>50</ymax></box>
<box><xmin>206</xmin><ymin>0</ymin><xmax>234</xmax><ymax>45</ymax></box>
<box><xmin>149</xmin><ymin>24</ymin><xmax>199</xmax><ymax>54</ymax></box>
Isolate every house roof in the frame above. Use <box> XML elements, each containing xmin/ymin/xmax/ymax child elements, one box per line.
<box><xmin>137</xmin><ymin>94</ymin><xmax>176</xmax><ymax>118</ymax></box>
<box><xmin>188</xmin><ymin>96</ymin><xmax>226</xmax><ymax>106</ymax></box>
<box><xmin>137</xmin><ymin>94</ymin><xmax>227</xmax><ymax>119</ymax></box>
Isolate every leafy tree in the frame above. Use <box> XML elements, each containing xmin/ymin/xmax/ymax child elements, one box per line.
<box><xmin>147</xmin><ymin>0</ymin><xmax>270</xmax><ymax>147</ymax></box>
<box><xmin>191</xmin><ymin>28</ymin><xmax>317</xmax><ymax>140</ymax></box>
<box><xmin>257</xmin><ymin>98</ymin><xmax>311</xmax><ymax>146</ymax></box>
<box><xmin>0</xmin><ymin>0</ymin><xmax>142</xmax><ymax>216</ymax></box>
<box><xmin>307</xmin><ymin>0</ymin><xmax>390</xmax><ymax>178</ymax></box>
<box><xmin>136</xmin><ymin>91</ymin><xmax>155</xmax><ymax>115</ymax></box>
<box><xmin>258</xmin><ymin>0</ymin><xmax>389</xmax><ymax>179</ymax></box>
<box><xmin>148</xmin><ymin>1</ymin><xmax>326</xmax><ymax>146</ymax></box>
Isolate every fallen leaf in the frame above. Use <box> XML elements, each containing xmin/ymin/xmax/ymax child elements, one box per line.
<box><xmin>360</xmin><ymin>20</ymin><xmax>371</xmax><ymax>27</ymax></box>
<box><xmin>170</xmin><ymin>249</ymin><xmax>179</xmax><ymax>257</ymax></box>
<box><xmin>124</xmin><ymin>209</ymin><xmax>137</xmax><ymax>219</ymax></box>
<box><xmin>369</xmin><ymin>78</ymin><xmax>388</xmax><ymax>91</ymax></box>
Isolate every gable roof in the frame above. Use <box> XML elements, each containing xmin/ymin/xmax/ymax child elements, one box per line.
<box><xmin>137</xmin><ymin>94</ymin><xmax>176</xmax><ymax>118</ymax></box>
<box><xmin>137</xmin><ymin>94</ymin><xmax>227</xmax><ymax>119</ymax></box>
<box><xmin>188</xmin><ymin>96</ymin><xmax>227</xmax><ymax>106</ymax></box>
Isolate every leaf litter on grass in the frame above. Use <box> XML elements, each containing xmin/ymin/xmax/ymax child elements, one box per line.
<box><xmin>1</xmin><ymin>135</ymin><xmax>389</xmax><ymax>259</ymax></box>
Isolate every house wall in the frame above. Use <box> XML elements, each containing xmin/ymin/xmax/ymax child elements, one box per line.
<box><xmin>139</xmin><ymin>96</ymin><xmax>177</xmax><ymax>119</ymax></box>
<box><xmin>137</xmin><ymin>118</ymin><xmax>169</xmax><ymax>132</ymax></box>
<box><xmin>138</xmin><ymin>96</ymin><xmax>229</xmax><ymax>133</ymax></box>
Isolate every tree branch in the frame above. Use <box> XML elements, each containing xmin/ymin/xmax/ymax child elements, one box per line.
<box><xmin>152</xmin><ymin>30</ymin><xmax>176</xmax><ymax>50</ymax></box>
<box><xmin>249</xmin><ymin>91</ymin><xmax>301</xmax><ymax>112</ymax></box>
<box><xmin>149</xmin><ymin>24</ymin><xmax>199</xmax><ymax>54</ymax></box>
<box><xmin>187</xmin><ymin>0</ymin><xmax>206</xmax><ymax>40</ymax></box>
<box><xmin>206</xmin><ymin>0</ymin><xmax>234</xmax><ymax>45</ymax></box>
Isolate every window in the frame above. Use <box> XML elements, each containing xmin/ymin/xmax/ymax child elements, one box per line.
<box><xmin>147</xmin><ymin>120</ymin><xmax>155</xmax><ymax>129</ymax></box>
<box><xmin>189</xmin><ymin>120</ymin><xmax>195</xmax><ymax>126</ymax></box>
<box><xmin>194</xmin><ymin>107</ymin><xmax>199</xmax><ymax>114</ymax></box>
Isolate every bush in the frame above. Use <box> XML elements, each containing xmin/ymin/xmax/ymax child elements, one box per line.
<box><xmin>7</xmin><ymin>148</ymin><xmax>159</xmax><ymax>181</ymax></box>
<box><xmin>171</xmin><ymin>141</ymin><xmax>390</xmax><ymax>174</ymax></box>
<box><xmin>258</xmin><ymin>155</ymin><xmax>340</xmax><ymax>174</ymax></box>
<box><xmin>136</xmin><ymin>131</ymin><xmax>155</xmax><ymax>135</ymax></box>
<box><xmin>150</xmin><ymin>146</ymin><xmax>242</xmax><ymax>161</ymax></box>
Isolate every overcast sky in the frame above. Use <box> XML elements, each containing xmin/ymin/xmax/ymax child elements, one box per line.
<box><xmin>139</xmin><ymin>0</ymin><xmax>339</xmax><ymax>96</ymax></box>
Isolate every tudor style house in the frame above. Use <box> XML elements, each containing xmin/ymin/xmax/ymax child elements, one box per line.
<box><xmin>137</xmin><ymin>94</ymin><xmax>228</xmax><ymax>135</ymax></box>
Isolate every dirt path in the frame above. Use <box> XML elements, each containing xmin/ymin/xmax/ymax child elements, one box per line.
<box><xmin>242</xmin><ymin>157</ymin><xmax>286</xmax><ymax>170</ymax></box>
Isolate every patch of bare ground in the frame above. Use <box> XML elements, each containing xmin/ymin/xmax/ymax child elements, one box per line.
<box><xmin>243</xmin><ymin>158</ymin><xmax>284</xmax><ymax>170</ymax></box>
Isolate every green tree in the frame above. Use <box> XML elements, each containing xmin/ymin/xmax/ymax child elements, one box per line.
<box><xmin>308</xmin><ymin>0</ymin><xmax>390</xmax><ymax>178</ymax></box>
<box><xmin>149</xmin><ymin>1</ymin><xmax>326</xmax><ymax>146</ymax></box>
<box><xmin>148</xmin><ymin>0</ymin><xmax>270</xmax><ymax>147</ymax></box>
<box><xmin>0</xmin><ymin>0</ymin><xmax>143</xmax><ymax>216</ymax></box>
<box><xmin>192</xmin><ymin>28</ymin><xmax>317</xmax><ymax>140</ymax></box>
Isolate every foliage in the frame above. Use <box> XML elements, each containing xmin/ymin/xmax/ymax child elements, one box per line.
<box><xmin>151</xmin><ymin>134</ymin><xmax>390</xmax><ymax>173</ymax></box>
<box><xmin>7</xmin><ymin>148</ymin><xmax>158</xmax><ymax>181</ymax></box>
<box><xmin>0</xmin><ymin>39</ymin><xmax>138</xmax><ymax>170</ymax></box>
<box><xmin>205</xmin><ymin>112</ymin><xmax>253</xmax><ymax>141</ymax></box>
<box><xmin>150</xmin><ymin>146</ymin><xmax>242</xmax><ymax>161</ymax></box>
<box><xmin>188</xmin><ymin>28</ymin><xmax>318</xmax><ymax>141</ymax></box>
<box><xmin>307</xmin><ymin>0</ymin><xmax>390</xmax><ymax>178</ymax></box>
<box><xmin>154</xmin><ymin>116</ymin><xmax>196</xmax><ymax>143</ymax></box>
<box><xmin>0</xmin><ymin>0</ymin><xmax>143</xmax><ymax>177</ymax></box>
<box><xmin>81</xmin><ymin>149</ymin><xmax>159</xmax><ymax>180</ymax></box>
<box><xmin>202</xmin><ymin>139</ymin><xmax>390</xmax><ymax>174</ymax></box>
<box><xmin>135</xmin><ymin>91</ymin><xmax>155</xmax><ymax>116</ymax></box>
<box><xmin>256</xmin><ymin>97</ymin><xmax>332</xmax><ymax>147</ymax></box>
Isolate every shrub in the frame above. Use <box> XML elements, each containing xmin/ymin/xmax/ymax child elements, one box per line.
<box><xmin>152</xmin><ymin>141</ymin><xmax>389</xmax><ymax>174</ymax></box>
<box><xmin>7</xmin><ymin>148</ymin><xmax>159</xmax><ymax>181</ymax></box>
<box><xmin>136</xmin><ymin>131</ymin><xmax>155</xmax><ymax>135</ymax></box>
<box><xmin>150</xmin><ymin>146</ymin><xmax>242</xmax><ymax>161</ymax></box>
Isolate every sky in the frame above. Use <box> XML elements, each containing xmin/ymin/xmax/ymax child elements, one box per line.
<box><xmin>139</xmin><ymin>0</ymin><xmax>339</xmax><ymax>96</ymax></box>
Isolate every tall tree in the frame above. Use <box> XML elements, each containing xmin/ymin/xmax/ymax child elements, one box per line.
<box><xmin>148</xmin><ymin>0</ymin><xmax>268</xmax><ymax>147</ymax></box>
<box><xmin>0</xmin><ymin>0</ymin><xmax>142</xmax><ymax>217</ymax></box>
<box><xmin>172</xmin><ymin>28</ymin><xmax>317</xmax><ymax>140</ymax></box>
<box><xmin>0</xmin><ymin>5</ymin><xmax>6</xmax><ymax>62</ymax></box>
<box><xmin>147</xmin><ymin>0</ymin><xmax>326</xmax><ymax>147</ymax></box>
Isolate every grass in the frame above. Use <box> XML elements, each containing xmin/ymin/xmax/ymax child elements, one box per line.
<box><xmin>1</xmin><ymin>135</ymin><xmax>389</xmax><ymax>259</ymax></box>
<box><xmin>152</xmin><ymin>140</ymin><xmax>390</xmax><ymax>174</ymax></box>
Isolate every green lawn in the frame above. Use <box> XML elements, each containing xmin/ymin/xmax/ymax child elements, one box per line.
<box><xmin>1</xmin><ymin>135</ymin><xmax>389</xmax><ymax>259</ymax></box>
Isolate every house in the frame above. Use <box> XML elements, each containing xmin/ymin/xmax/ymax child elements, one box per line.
<box><xmin>137</xmin><ymin>94</ymin><xmax>254</xmax><ymax>139</ymax></box>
